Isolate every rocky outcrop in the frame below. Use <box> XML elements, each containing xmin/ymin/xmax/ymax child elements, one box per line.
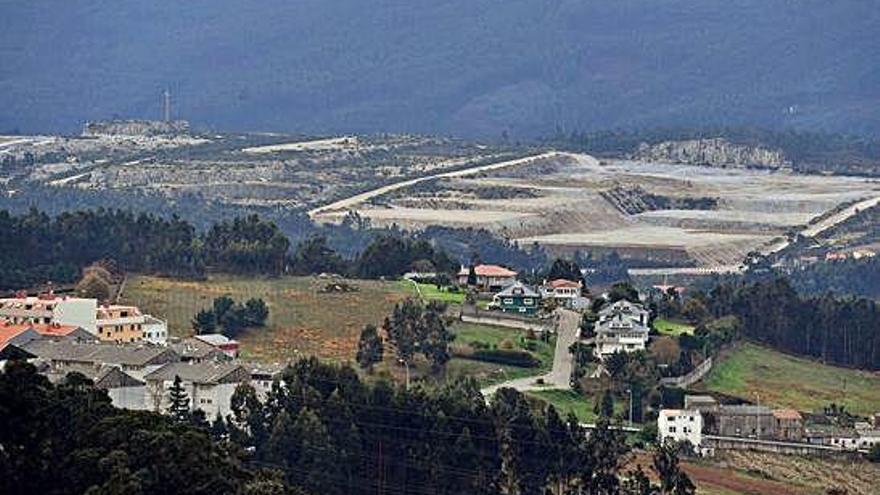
<box><xmin>632</xmin><ymin>138</ymin><xmax>791</xmax><ymax>170</ymax></box>
<box><xmin>601</xmin><ymin>185</ymin><xmax>717</xmax><ymax>215</ymax></box>
<box><xmin>83</xmin><ymin>119</ymin><xmax>190</xmax><ymax>137</ymax></box>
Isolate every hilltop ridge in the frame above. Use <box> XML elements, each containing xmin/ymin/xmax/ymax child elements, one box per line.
<box><xmin>1</xmin><ymin>1</ymin><xmax>878</xmax><ymax>137</ymax></box>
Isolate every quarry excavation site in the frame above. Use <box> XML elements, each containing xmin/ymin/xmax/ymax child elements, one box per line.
<box><xmin>314</xmin><ymin>152</ymin><xmax>880</xmax><ymax>268</ymax></box>
<box><xmin>6</xmin><ymin>131</ymin><xmax>880</xmax><ymax>270</ymax></box>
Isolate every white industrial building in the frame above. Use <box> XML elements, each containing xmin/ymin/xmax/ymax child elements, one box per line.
<box><xmin>144</xmin><ymin>361</ymin><xmax>251</xmax><ymax>419</ymax></box>
<box><xmin>658</xmin><ymin>409</ymin><xmax>703</xmax><ymax>450</ymax></box>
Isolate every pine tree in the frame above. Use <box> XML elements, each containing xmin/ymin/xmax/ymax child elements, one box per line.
<box><xmin>355</xmin><ymin>324</ymin><xmax>383</xmax><ymax>371</ymax></box>
<box><xmin>168</xmin><ymin>375</ymin><xmax>190</xmax><ymax>422</ymax></box>
<box><xmin>76</xmin><ymin>273</ymin><xmax>112</xmax><ymax>302</ymax></box>
<box><xmin>210</xmin><ymin>414</ymin><xmax>229</xmax><ymax>442</ymax></box>
<box><xmin>653</xmin><ymin>442</ymin><xmax>696</xmax><ymax>495</ymax></box>
<box><xmin>422</xmin><ymin>302</ymin><xmax>452</xmax><ymax>373</ymax></box>
<box><xmin>594</xmin><ymin>389</ymin><xmax>614</xmax><ymax>418</ymax></box>
<box><xmin>192</xmin><ymin>308</ymin><xmax>216</xmax><ymax>334</ymax></box>
<box><xmin>467</xmin><ymin>264</ymin><xmax>478</xmax><ymax>286</ymax></box>
<box><xmin>547</xmin><ymin>257</ymin><xmax>582</xmax><ymax>282</ymax></box>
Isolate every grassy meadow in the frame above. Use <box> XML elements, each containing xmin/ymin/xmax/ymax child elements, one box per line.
<box><xmin>122</xmin><ymin>274</ymin><xmax>414</xmax><ymax>363</ymax></box>
<box><xmin>446</xmin><ymin>322</ymin><xmax>555</xmax><ymax>386</ymax></box>
<box><xmin>701</xmin><ymin>343</ymin><xmax>880</xmax><ymax>416</ymax></box>
<box><xmin>525</xmin><ymin>389</ymin><xmax>626</xmax><ymax>423</ymax></box>
<box><xmin>412</xmin><ymin>282</ymin><xmax>466</xmax><ymax>305</ymax></box>
<box><xmin>653</xmin><ymin>318</ymin><xmax>695</xmax><ymax>336</ymax></box>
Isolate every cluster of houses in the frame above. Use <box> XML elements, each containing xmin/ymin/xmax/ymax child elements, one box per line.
<box><xmin>0</xmin><ymin>292</ymin><xmax>168</xmax><ymax>345</ymax></box>
<box><xmin>0</xmin><ymin>328</ymin><xmax>268</xmax><ymax>419</ymax></box>
<box><xmin>458</xmin><ymin>264</ymin><xmax>652</xmax><ymax>360</ymax></box>
<box><xmin>457</xmin><ymin>264</ymin><xmax>590</xmax><ymax>315</ymax></box>
<box><xmin>0</xmin><ymin>291</ymin><xmax>268</xmax><ymax>418</ymax></box>
<box><xmin>658</xmin><ymin>395</ymin><xmax>880</xmax><ymax>454</ymax></box>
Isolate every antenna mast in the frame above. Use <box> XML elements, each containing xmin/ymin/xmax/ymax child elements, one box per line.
<box><xmin>162</xmin><ymin>89</ymin><xmax>172</xmax><ymax>122</ymax></box>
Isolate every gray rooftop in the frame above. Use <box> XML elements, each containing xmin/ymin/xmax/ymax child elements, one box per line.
<box><xmin>22</xmin><ymin>339</ymin><xmax>177</xmax><ymax>367</ymax></box>
<box><xmin>170</xmin><ymin>337</ymin><xmax>228</xmax><ymax>360</ymax></box>
<box><xmin>496</xmin><ymin>282</ymin><xmax>540</xmax><ymax>298</ymax></box>
<box><xmin>243</xmin><ymin>361</ymin><xmax>287</xmax><ymax>379</ymax></box>
<box><xmin>194</xmin><ymin>333</ymin><xmax>238</xmax><ymax>346</ymax></box>
<box><xmin>43</xmin><ymin>362</ymin><xmax>144</xmax><ymax>388</ymax></box>
<box><xmin>716</xmin><ymin>404</ymin><xmax>773</xmax><ymax>415</ymax></box>
<box><xmin>144</xmin><ymin>361</ymin><xmax>247</xmax><ymax>385</ymax></box>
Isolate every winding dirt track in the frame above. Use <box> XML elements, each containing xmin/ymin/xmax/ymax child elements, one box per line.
<box><xmin>308</xmin><ymin>151</ymin><xmax>563</xmax><ymax>218</ymax></box>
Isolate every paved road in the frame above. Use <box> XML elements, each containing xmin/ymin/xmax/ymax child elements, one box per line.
<box><xmin>763</xmin><ymin>194</ymin><xmax>880</xmax><ymax>255</ymax></box>
<box><xmin>632</xmin><ymin>194</ymin><xmax>880</xmax><ymax>277</ymax></box>
<box><xmin>308</xmin><ymin>151</ymin><xmax>562</xmax><ymax>218</ymax></box>
<box><xmin>480</xmin><ymin>308</ymin><xmax>580</xmax><ymax>396</ymax></box>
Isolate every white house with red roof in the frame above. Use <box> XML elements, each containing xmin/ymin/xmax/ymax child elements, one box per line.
<box><xmin>540</xmin><ymin>278</ymin><xmax>585</xmax><ymax>308</ymax></box>
<box><xmin>194</xmin><ymin>333</ymin><xmax>240</xmax><ymax>358</ymax></box>
<box><xmin>457</xmin><ymin>264</ymin><xmax>518</xmax><ymax>292</ymax></box>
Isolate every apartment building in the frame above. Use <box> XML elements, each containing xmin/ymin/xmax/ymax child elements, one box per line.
<box><xmin>0</xmin><ymin>293</ymin><xmax>165</xmax><ymax>344</ymax></box>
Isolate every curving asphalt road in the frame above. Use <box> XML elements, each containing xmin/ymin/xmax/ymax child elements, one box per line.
<box><xmin>480</xmin><ymin>308</ymin><xmax>580</xmax><ymax>397</ymax></box>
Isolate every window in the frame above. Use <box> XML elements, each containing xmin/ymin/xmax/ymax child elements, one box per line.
<box><xmin>503</xmin><ymin>298</ymin><xmax>513</xmax><ymax>304</ymax></box>
<box><xmin>524</xmin><ymin>298</ymin><xmax>534</xmax><ymax>305</ymax></box>
<box><xmin>668</xmin><ymin>426</ymin><xmax>676</xmax><ymax>433</ymax></box>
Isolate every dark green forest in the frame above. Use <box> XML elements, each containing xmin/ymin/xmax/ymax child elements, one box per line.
<box><xmin>787</xmin><ymin>257</ymin><xmax>880</xmax><ymax>299</ymax></box>
<box><xmin>0</xmin><ymin>209</ymin><xmax>289</xmax><ymax>290</ymax></box>
<box><xmin>0</xmin><ymin>360</ymin><xmax>276</xmax><ymax>495</ymax></box>
<box><xmin>0</xmin><ymin>359</ymin><xmax>695</xmax><ymax>495</ymax></box>
<box><xmin>703</xmin><ymin>278</ymin><xmax>880</xmax><ymax>370</ymax></box>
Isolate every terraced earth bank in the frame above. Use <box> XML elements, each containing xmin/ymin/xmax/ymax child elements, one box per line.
<box><xmin>315</xmin><ymin>152</ymin><xmax>880</xmax><ymax>268</ymax></box>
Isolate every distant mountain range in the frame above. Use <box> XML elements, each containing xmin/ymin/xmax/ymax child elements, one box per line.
<box><xmin>1</xmin><ymin>0</ymin><xmax>878</xmax><ymax>138</ymax></box>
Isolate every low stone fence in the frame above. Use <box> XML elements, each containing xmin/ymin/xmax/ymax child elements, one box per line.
<box><xmin>659</xmin><ymin>357</ymin><xmax>713</xmax><ymax>389</ymax></box>
<box><xmin>459</xmin><ymin>306</ymin><xmax>553</xmax><ymax>333</ymax></box>
<box><xmin>704</xmin><ymin>435</ymin><xmax>853</xmax><ymax>457</ymax></box>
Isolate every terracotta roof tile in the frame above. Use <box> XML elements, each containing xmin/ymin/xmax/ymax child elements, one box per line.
<box><xmin>458</xmin><ymin>264</ymin><xmax>518</xmax><ymax>277</ymax></box>
<box><xmin>772</xmin><ymin>409</ymin><xmax>803</xmax><ymax>420</ymax></box>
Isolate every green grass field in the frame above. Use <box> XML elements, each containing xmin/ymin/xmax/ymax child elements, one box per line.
<box><xmin>411</xmin><ymin>282</ymin><xmax>466</xmax><ymax>305</ymax></box>
<box><xmin>701</xmin><ymin>343</ymin><xmax>880</xmax><ymax>416</ymax></box>
<box><xmin>122</xmin><ymin>274</ymin><xmax>412</xmax><ymax>362</ymax></box>
<box><xmin>526</xmin><ymin>389</ymin><xmax>627</xmax><ymax>423</ymax></box>
<box><xmin>446</xmin><ymin>322</ymin><xmax>555</xmax><ymax>386</ymax></box>
<box><xmin>653</xmin><ymin>318</ymin><xmax>695</xmax><ymax>336</ymax></box>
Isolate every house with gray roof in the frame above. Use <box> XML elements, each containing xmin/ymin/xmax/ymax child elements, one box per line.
<box><xmin>144</xmin><ymin>361</ymin><xmax>250</xmax><ymax>418</ymax></box>
<box><xmin>43</xmin><ymin>362</ymin><xmax>148</xmax><ymax>411</ymax></box>
<box><xmin>22</xmin><ymin>339</ymin><xmax>178</xmax><ymax>380</ymax></box>
<box><xmin>244</xmin><ymin>362</ymin><xmax>287</xmax><ymax>400</ymax></box>
<box><xmin>489</xmin><ymin>282</ymin><xmax>541</xmax><ymax>315</ymax></box>
<box><xmin>594</xmin><ymin>300</ymin><xmax>651</xmax><ymax>357</ymax></box>
<box><xmin>170</xmin><ymin>337</ymin><xmax>230</xmax><ymax>363</ymax></box>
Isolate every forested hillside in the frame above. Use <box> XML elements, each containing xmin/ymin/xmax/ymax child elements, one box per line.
<box><xmin>1</xmin><ymin>1</ymin><xmax>878</xmax><ymax>137</ymax></box>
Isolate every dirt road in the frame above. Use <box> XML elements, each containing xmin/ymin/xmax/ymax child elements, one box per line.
<box><xmin>762</xmin><ymin>194</ymin><xmax>880</xmax><ymax>255</ymax></box>
<box><xmin>640</xmin><ymin>194</ymin><xmax>880</xmax><ymax>275</ymax></box>
<box><xmin>309</xmin><ymin>151</ymin><xmax>563</xmax><ymax>218</ymax></box>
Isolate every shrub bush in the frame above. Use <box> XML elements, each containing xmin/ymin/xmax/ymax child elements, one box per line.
<box><xmin>470</xmin><ymin>349</ymin><xmax>540</xmax><ymax>367</ymax></box>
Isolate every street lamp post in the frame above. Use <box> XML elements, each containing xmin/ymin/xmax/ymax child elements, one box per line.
<box><xmin>627</xmin><ymin>388</ymin><xmax>633</xmax><ymax>427</ymax></box>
